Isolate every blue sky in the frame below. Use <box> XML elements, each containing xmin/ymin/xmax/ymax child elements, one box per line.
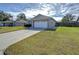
<box><xmin>0</xmin><ymin>3</ymin><xmax>79</xmax><ymax>18</ymax></box>
<box><xmin>0</xmin><ymin>3</ymin><xmax>39</xmax><ymax>12</ymax></box>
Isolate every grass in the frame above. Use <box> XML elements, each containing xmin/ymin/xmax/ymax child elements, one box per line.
<box><xmin>5</xmin><ymin>27</ymin><xmax>79</xmax><ymax>55</ymax></box>
<box><xmin>0</xmin><ymin>26</ymin><xmax>25</xmax><ymax>34</ymax></box>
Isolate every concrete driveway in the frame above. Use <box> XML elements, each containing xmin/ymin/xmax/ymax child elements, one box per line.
<box><xmin>0</xmin><ymin>30</ymin><xmax>41</xmax><ymax>55</ymax></box>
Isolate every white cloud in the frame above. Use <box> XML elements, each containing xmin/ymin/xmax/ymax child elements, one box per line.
<box><xmin>6</xmin><ymin>3</ymin><xmax>79</xmax><ymax>21</ymax></box>
<box><xmin>7</xmin><ymin>12</ymin><xmax>21</xmax><ymax>21</ymax></box>
<box><xmin>23</xmin><ymin>5</ymin><xmax>54</xmax><ymax>18</ymax></box>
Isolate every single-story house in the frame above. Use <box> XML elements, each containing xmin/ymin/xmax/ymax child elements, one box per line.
<box><xmin>0</xmin><ymin>21</ymin><xmax>15</xmax><ymax>26</ymax></box>
<box><xmin>0</xmin><ymin>22</ymin><xmax>3</xmax><ymax>26</ymax></box>
<box><xmin>14</xmin><ymin>20</ymin><xmax>27</xmax><ymax>26</ymax></box>
<box><xmin>0</xmin><ymin>20</ymin><xmax>27</xmax><ymax>26</ymax></box>
<box><xmin>29</xmin><ymin>14</ymin><xmax>57</xmax><ymax>29</ymax></box>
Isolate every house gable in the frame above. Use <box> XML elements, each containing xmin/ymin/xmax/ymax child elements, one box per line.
<box><xmin>32</xmin><ymin>14</ymin><xmax>54</xmax><ymax>20</ymax></box>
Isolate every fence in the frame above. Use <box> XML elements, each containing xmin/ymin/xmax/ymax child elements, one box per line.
<box><xmin>56</xmin><ymin>21</ymin><xmax>79</xmax><ymax>27</ymax></box>
<box><xmin>0</xmin><ymin>21</ymin><xmax>28</xmax><ymax>27</ymax></box>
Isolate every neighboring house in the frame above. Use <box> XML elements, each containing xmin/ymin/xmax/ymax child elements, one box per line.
<box><xmin>30</xmin><ymin>14</ymin><xmax>57</xmax><ymax>29</ymax></box>
<box><xmin>14</xmin><ymin>20</ymin><xmax>27</xmax><ymax>26</ymax></box>
<box><xmin>0</xmin><ymin>21</ymin><xmax>14</xmax><ymax>26</ymax></box>
<box><xmin>0</xmin><ymin>20</ymin><xmax>27</xmax><ymax>26</ymax></box>
<box><xmin>0</xmin><ymin>22</ymin><xmax>3</xmax><ymax>26</ymax></box>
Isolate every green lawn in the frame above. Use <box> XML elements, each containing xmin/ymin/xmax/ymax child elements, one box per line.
<box><xmin>5</xmin><ymin>27</ymin><xmax>79</xmax><ymax>55</ymax></box>
<box><xmin>0</xmin><ymin>26</ymin><xmax>25</xmax><ymax>34</ymax></box>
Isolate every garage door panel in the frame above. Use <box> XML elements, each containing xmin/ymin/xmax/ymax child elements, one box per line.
<box><xmin>34</xmin><ymin>21</ymin><xmax>48</xmax><ymax>28</ymax></box>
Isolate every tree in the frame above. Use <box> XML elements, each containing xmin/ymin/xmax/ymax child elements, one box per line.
<box><xmin>77</xmin><ymin>16</ymin><xmax>79</xmax><ymax>22</ymax></box>
<box><xmin>16</xmin><ymin>13</ymin><xmax>27</xmax><ymax>21</ymax></box>
<box><xmin>3</xmin><ymin>13</ymin><xmax>13</xmax><ymax>21</ymax></box>
<box><xmin>0</xmin><ymin>10</ymin><xmax>5</xmax><ymax>21</ymax></box>
<box><xmin>62</xmin><ymin>14</ymin><xmax>74</xmax><ymax>22</ymax></box>
<box><xmin>0</xmin><ymin>10</ymin><xmax>13</xmax><ymax>21</ymax></box>
<box><xmin>0</xmin><ymin>10</ymin><xmax>13</xmax><ymax>26</ymax></box>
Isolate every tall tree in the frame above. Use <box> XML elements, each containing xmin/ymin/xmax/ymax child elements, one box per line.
<box><xmin>77</xmin><ymin>16</ymin><xmax>79</xmax><ymax>22</ymax></box>
<box><xmin>0</xmin><ymin>10</ymin><xmax>13</xmax><ymax>21</ymax></box>
<box><xmin>16</xmin><ymin>13</ymin><xmax>27</xmax><ymax>21</ymax></box>
<box><xmin>0</xmin><ymin>10</ymin><xmax>5</xmax><ymax>21</ymax></box>
<box><xmin>62</xmin><ymin>14</ymin><xmax>74</xmax><ymax>22</ymax></box>
<box><xmin>3</xmin><ymin>13</ymin><xmax>13</xmax><ymax>21</ymax></box>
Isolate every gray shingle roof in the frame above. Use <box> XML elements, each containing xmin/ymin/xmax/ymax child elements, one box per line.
<box><xmin>32</xmin><ymin>14</ymin><xmax>57</xmax><ymax>22</ymax></box>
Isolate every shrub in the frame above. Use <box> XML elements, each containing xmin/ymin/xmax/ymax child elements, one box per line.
<box><xmin>24</xmin><ymin>24</ymin><xmax>31</xmax><ymax>27</ymax></box>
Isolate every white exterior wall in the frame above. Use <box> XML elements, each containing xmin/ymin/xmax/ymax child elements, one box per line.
<box><xmin>14</xmin><ymin>22</ymin><xmax>24</xmax><ymax>26</ymax></box>
<box><xmin>34</xmin><ymin>21</ymin><xmax>48</xmax><ymax>29</ymax></box>
<box><xmin>48</xmin><ymin>20</ymin><xmax>56</xmax><ymax>29</ymax></box>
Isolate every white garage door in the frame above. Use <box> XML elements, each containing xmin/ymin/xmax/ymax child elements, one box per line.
<box><xmin>34</xmin><ymin>21</ymin><xmax>48</xmax><ymax>29</ymax></box>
